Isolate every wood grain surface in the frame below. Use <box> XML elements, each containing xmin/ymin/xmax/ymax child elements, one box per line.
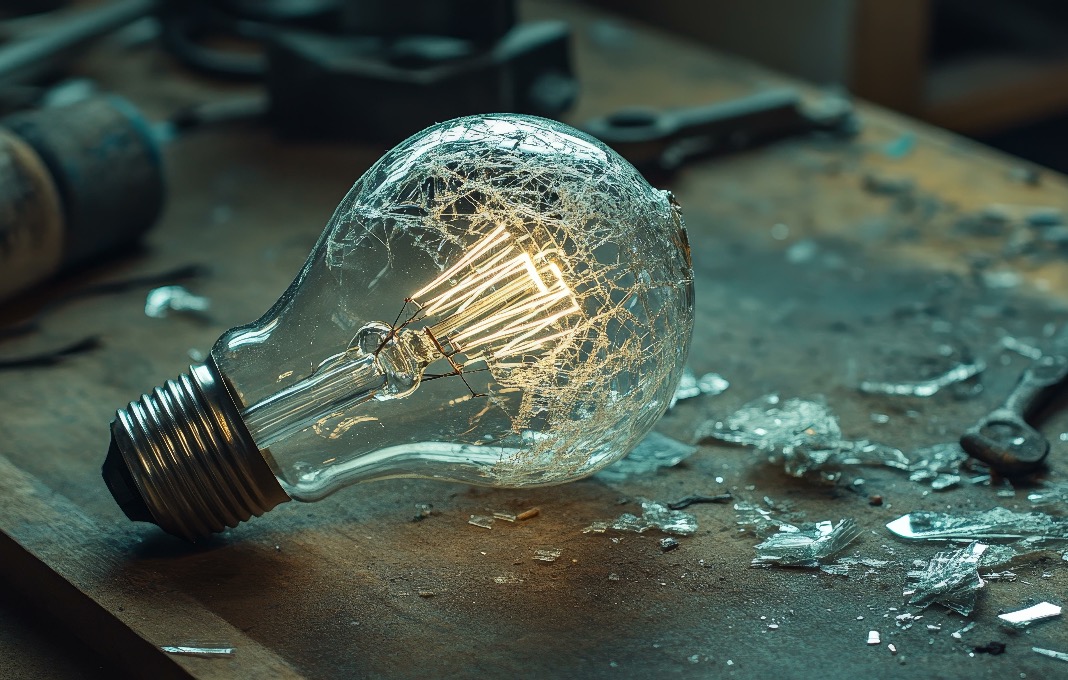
<box><xmin>1</xmin><ymin>2</ymin><xmax>1067</xmax><ymax>678</ymax></box>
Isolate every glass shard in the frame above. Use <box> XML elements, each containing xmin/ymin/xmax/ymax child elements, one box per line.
<box><xmin>493</xmin><ymin>574</ymin><xmax>524</xmax><ymax>584</ymax></box>
<box><xmin>595</xmin><ymin>431</ymin><xmax>697</xmax><ymax>483</ymax></box>
<box><xmin>1028</xmin><ymin>481</ymin><xmax>1068</xmax><ymax>507</ymax></box>
<box><xmin>144</xmin><ymin>285</ymin><xmax>210</xmax><ymax>319</ymax></box>
<box><xmin>583</xmin><ymin>521</ymin><xmax>609</xmax><ymax>534</ymax></box>
<box><xmin>895</xmin><ymin>612</ymin><xmax>921</xmax><ymax>630</ymax></box>
<box><xmin>160</xmin><ymin>645</ymin><xmax>235</xmax><ymax>658</ymax></box>
<box><xmin>951</xmin><ymin>621</ymin><xmax>976</xmax><ymax>639</ymax></box>
<box><xmin>669</xmin><ymin>367</ymin><xmax>729</xmax><ymax>408</ymax></box>
<box><xmin>859</xmin><ymin>359</ymin><xmax>985</xmax><ymax>397</ymax></box>
<box><xmin>413</xmin><ymin>503</ymin><xmax>434</xmax><ymax>521</ymax></box>
<box><xmin>468</xmin><ymin>515</ymin><xmax>494</xmax><ymax>529</ymax></box>
<box><xmin>533</xmin><ymin>548</ymin><xmax>562</xmax><ymax>562</ymax></box>
<box><xmin>492</xmin><ymin>511</ymin><xmax>517</xmax><ymax>522</ymax></box>
<box><xmin>602</xmin><ymin>499</ymin><xmax>698</xmax><ymax>536</ymax></box>
<box><xmin>907</xmin><ymin>443</ymin><xmax>970</xmax><ymax>490</ymax></box>
<box><xmin>821</xmin><ymin>556</ymin><xmax>894</xmax><ymax>577</ymax></box>
<box><xmin>903</xmin><ymin>542</ymin><xmax>987</xmax><ymax>616</ymax></box>
<box><xmin>659</xmin><ymin>537</ymin><xmax>680</xmax><ymax>552</ymax></box>
<box><xmin>703</xmin><ymin>394</ymin><xmax>908</xmax><ymax>482</ymax></box>
<box><xmin>1033</xmin><ymin>647</ymin><xmax>1068</xmax><ymax>662</ymax></box>
<box><xmin>752</xmin><ymin>519</ymin><xmax>862</xmax><ymax>568</ymax></box>
<box><xmin>886</xmin><ymin>508</ymin><xmax>1068</xmax><ymax>543</ymax></box>
<box><xmin>734</xmin><ymin>498</ymin><xmax>806</xmax><ymax>537</ymax></box>
<box><xmin>998</xmin><ymin>602</ymin><xmax>1062</xmax><ymax>629</ymax></box>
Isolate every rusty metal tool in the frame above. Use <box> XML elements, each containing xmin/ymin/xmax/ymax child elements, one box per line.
<box><xmin>582</xmin><ymin>87</ymin><xmax>856</xmax><ymax>175</ymax></box>
<box><xmin>960</xmin><ymin>353</ymin><xmax>1068</xmax><ymax>475</ymax></box>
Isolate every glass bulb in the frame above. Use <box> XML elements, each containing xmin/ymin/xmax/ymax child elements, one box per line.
<box><xmin>102</xmin><ymin>114</ymin><xmax>694</xmax><ymax>540</ymax></box>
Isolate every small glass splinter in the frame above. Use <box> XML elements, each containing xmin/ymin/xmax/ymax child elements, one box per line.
<box><xmin>752</xmin><ymin>519</ymin><xmax>861</xmax><ymax>568</ymax></box>
<box><xmin>904</xmin><ymin>542</ymin><xmax>987</xmax><ymax>616</ymax></box>
<box><xmin>160</xmin><ymin>645</ymin><xmax>235</xmax><ymax>658</ymax></box>
<box><xmin>998</xmin><ymin>602</ymin><xmax>1062</xmax><ymax>629</ymax></box>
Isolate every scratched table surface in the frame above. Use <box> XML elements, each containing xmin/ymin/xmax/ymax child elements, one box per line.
<box><xmin>2</xmin><ymin>2</ymin><xmax>1068</xmax><ymax>678</ymax></box>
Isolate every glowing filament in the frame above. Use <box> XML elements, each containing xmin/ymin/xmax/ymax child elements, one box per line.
<box><xmin>410</xmin><ymin>226</ymin><xmax>580</xmax><ymax>360</ymax></box>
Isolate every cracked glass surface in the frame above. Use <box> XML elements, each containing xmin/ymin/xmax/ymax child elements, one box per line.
<box><xmin>904</xmin><ymin>542</ymin><xmax>987</xmax><ymax>615</ymax></box>
<box><xmin>211</xmin><ymin>114</ymin><xmax>694</xmax><ymax>499</ymax></box>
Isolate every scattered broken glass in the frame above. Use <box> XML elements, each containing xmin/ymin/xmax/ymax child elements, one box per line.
<box><xmin>903</xmin><ymin>542</ymin><xmax>987</xmax><ymax>616</ymax></box>
<box><xmin>702</xmin><ymin>394</ymin><xmax>909</xmax><ymax>482</ymax></box>
<box><xmin>533</xmin><ymin>548</ymin><xmax>562</xmax><ymax>562</ymax></box>
<box><xmin>1028</xmin><ymin>481</ymin><xmax>1068</xmax><ymax>507</ymax></box>
<box><xmin>144</xmin><ymin>285</ymin><xmax>210</xmax><ymax>319</ymax></box>
<box><xmin>160</xmin><ymin>645</ymin><xmax>235</xmax><ymax>658</ymax></box>
<box><xmin>859</xmin><ymin>359</ymin><xmax>985</xmax><ymax>397</ymax></box>
<box><xmin>493</xmin><ymin>574</ymin><xmax>524</xmax><ymax>584</ymax></box>
<box><xmin>595</xmin><ymin>431</ymin><xmax>697</xmax><ymax>483</ymax></box>
<box><xmin>820</xmin><ymin>556</ymin><xmax>894</xmax><ymax>577</ymax></box>
<box><xmin>468</xmin><ymin>515</ymin><xmax>494</xmax><ymax>529</ymax></box>
<box><xmin>734</xmin><ymin>497</ymin><xmax>806</xmax><ymax>537</ymax></box>
<box><xmin>951</xmin><ymin>622</ymin><xmax>976</xmax><ymax>639</ymax></box>
<box><xmin>583</xmin><ymin>521</ymin><xmax>609</xmax><ymax>534</ymax></box>
<box><xmin>752</xmin><ymin>519</ymin><xmax>862</xmax><ymax>568</ymax></box>
<box><xmin>669</xmin><ymin>367</ymin><xmax>730</xmax><ymax>408</ymax></box>
<box><xmin>907</xmin><ymin>443</ymin><xmax>969</xmax><ymax>490</ymax></box>
<box><xmin>978</xmin><ymin>544</ymin><xmax>1017</xmax><ymax>568</ymax></box>
<box><xmin>886</xmin><ymin>508</ymin><xmax>1068</xmax><ymax>543</ymax></box>
<box><xmin>998</xmin><ymin>602</ymin><xmax>1062</xmax><ymax>629</ymax></box>
<box><xmin>1033</xmin><ymin>647</ymin><xmax>1068</xmax><ymax>662</ymax></box>
<box><xmin>706</xmin><ymin>394</ymin><xmax>842</xmax><ymax>450</ymax></box>
<box><xmin>895</xmin><ymin>612</ymin><xmax>922</xmax><ymax>630</ymax></box>
<box><xmin>999</xmin><ymin>335</ymin><xmax>1044</xmax><ymax>360</ymax></box>
<box><xmin>659</xmin><ymin>537</ymin><xmax>680</xmax><ymax>552</ymax></box>
<box><xmin>608</xmin><ymin>500</ymin><xmax>697</xmax><ymax>536</ymax></box>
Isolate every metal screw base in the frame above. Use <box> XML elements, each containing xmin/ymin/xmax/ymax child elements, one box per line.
<box><xmin>103</xmin><ymin>360</ymin><xmax>289</xmax><ymax>541</ymax></box>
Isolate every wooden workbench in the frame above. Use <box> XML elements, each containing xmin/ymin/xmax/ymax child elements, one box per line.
<box><xmin>2</xmin><ymin>2</ymin><xmax>1067</xmax><ymax>678</ymax></box>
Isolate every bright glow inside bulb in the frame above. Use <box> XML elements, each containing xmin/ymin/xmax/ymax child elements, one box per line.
<box><xmin>104</xmin><ymin>113</ymin><xmax>694</xmax><ymax>539</ymax></box>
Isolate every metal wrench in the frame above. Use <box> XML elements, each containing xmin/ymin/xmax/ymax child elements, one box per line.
<box><xmin>960</xmin><ymin>353</ymin><xmax>1068</xmax><ymax>475</ymax></box>
<box><xmin>581</xmin><ymin>87</ymin><xmax>856</xmax><ymax>175</ymax></box>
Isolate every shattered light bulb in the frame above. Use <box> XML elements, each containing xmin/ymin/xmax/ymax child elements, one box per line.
<box><xmin>102</xmin><ymin>114</ymin><xmax>694</xmax><ymax>540</ymax></box>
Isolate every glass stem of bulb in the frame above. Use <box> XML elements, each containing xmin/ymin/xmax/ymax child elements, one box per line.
<box><xmin>242</xmin><ymin>322</ymin><xmax>437</xmax><ymax>449</ymax></box>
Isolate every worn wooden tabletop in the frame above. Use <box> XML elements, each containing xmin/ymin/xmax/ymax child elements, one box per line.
<box><xmin>2</xmin><ymin>2</ymin><xmax>1068</xmax><ymax>678</ymax></box>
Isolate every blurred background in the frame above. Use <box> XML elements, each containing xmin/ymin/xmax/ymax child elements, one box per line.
<box><xmin>598</xmin><ymin>0</ymin><xmax>1068</xmax><ymax>172</ymax></box>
